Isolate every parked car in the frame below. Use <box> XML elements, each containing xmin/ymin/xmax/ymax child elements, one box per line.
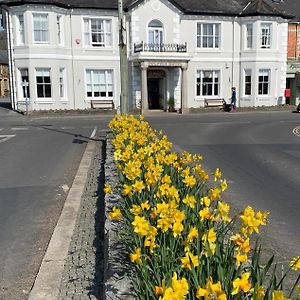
<box><xmin>297</xmin><ymin>103</ymin><xmax>300</xmax><ymax>113</ymax></box>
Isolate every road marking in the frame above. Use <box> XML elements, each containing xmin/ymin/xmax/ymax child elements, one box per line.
<box><xmin>61</xmin><ymin>126</ymin><xmax>74</xmax><ymax>130</ymax></box>
<box><xmin>292</xmin><ymin>126</ymin><xmax>300</xmax><ymax>137</ymax></box>
<box><xmin>11</xmin><ymin>127</ymin><xmax>28</xmax><ymax>131</ymax></box>
<box><xmin>0</xmin><ymin>134</ymin><xmax>15</xmax><ymax>144</ymax></box>
<box><xmin>90</xmin><ymin>126</ymin><xmax>97</xmax><ymax>138</ymax></box>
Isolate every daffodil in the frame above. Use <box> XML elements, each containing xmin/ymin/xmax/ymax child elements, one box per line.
<box><xmin>130</xmin><ymin>247</ymin><xmax>142</xmax><ymax>264</ymax></box>
<box><xmin>104</xmin><ymin>184</ymin><xmax>112</xmax><ymax>194</ymax></box>
<box><xmin>180</xmin><ymin>251</ymin><xmax>199</xmax><ymax>270</ymax></box>
<box><xmin>290</xmin><ymin>256</ymin><xmax>300</xmax><ymax>270</ymax></box>
<box><xmin>196</xmin><ymin>277</ymin><xmax>227</xmax><ymax>300</ymax></box>
<box><xmin>271</xmin><ymin>291</ymin><xmax>289</xmax><ymax>300</ymax></box>
<box><xmin>182</xmin><ymin>195</ymin><xmax>196</xmax><ymax>208</ymax></box>
<box><xmin>232</xmin><ymin>272</ymin><xmax>252</xmax><ymax>295</ymax></box>
<box><xmin>108</xmin><ymin>206</ymin><xmax>122</xmax><ymax>221</ymax></box>
<box><xmin>214</xmin><ymin>168</ymin><xmax>222</xmax><ymax>181</ymax></box>
<box><xmin>131</xmin><ymin>216</ymin><xmax>150</xmax><ymax>236</ymax></box>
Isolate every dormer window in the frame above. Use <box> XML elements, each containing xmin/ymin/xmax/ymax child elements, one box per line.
<box><xmin>260</xmin><ymin>23</ymin><xmax>271</xmax><ymax>49</ymax></box>
<box><xmin>148</xmin><ymin>20</ymin><xmax>163</xmax><ymax>44</ymax></box>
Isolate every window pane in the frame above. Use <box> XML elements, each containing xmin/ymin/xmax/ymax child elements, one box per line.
<box><xmin>45</xmin><ymin>85</ymin><xmax>51</xmax><ymax>97</ymax></box>
<box><xmin>44</xmin><ymin>76</ymin><xmax>51</xmax><ymax>83</ymax></box>
<box><xmin>37</xmin><ymin>84</ymin><xmax>44</xmax><ymax>97</ymax></box>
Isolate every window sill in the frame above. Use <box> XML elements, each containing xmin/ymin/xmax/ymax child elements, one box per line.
<box><xmin>33</xmin><ymin>42</ymin><xmax>50</xmax><ymax>45</ymax></box>
<box><xmin>35</xmin><ymin>99</ymin><xmax>55</xmax><ymax>104</ymax></box>
<box><xmin>83</xmin><ymin>46</ymin><xmax>114</xmax><ymax>50</ymax></box>
<box><xmin>195</xmin><ymin>48</ymin><xmax>221</xmax><ymax>52</ymax></box>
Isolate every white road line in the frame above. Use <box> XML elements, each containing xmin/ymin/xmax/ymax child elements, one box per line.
<box><xmin>0</xmin><ymin>134</ymin><xmax>16</xmax><ymax>144</ymax></box>
<box><xmin>90</xmin><ymin>126</ymin><xmax>97</xmax><ymax>138</ymax></box>
<box><xmin>11</xmin><ymin>127</ymin><xmax>28</xmax><ymax>131</ymax></box>
<box><xmin>292</xmin><ymin>126</ymin><xmax>300</xmax><ymax>137</ymax></box>
<box><xmin>61</xmin><ymin>127</ymin><xmax>75</xmax><ymax>130</ymax></box>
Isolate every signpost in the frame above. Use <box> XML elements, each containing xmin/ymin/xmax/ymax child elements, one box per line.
<box><xmin>21</xmin><ymin>80</ymin><xmax>29</xmax><ymax>115</ymax></box>
<box><xmin>118</xmin><ymin>0</ymin><xmax>129</xmax><ymax>114</ymax></box>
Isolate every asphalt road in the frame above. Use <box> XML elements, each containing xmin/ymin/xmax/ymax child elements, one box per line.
<box><xmin>0</xmin><ymin>106</ymin><xmax>111</xmax><ymax>300</ymax></box>
<box><xmin>146</xmin><ymin>111</ymin><xmax>300</xmax><ymax>261</ymax></box>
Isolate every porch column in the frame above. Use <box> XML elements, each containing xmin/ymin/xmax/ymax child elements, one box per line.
<box><xmin>181</xmin><ymin>63</ymin><xmax>188</xmax><ymax>114</ymax></box>
<box><xmin>141</xmin><ymin>62</ymin><xmax>149</xmax><ymax>112</ymax></box>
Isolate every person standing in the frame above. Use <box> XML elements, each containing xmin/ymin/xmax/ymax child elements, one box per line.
<box><xmin>231</xmin><ymin>87</ymin><xmax>237</xmax><ymax>111</ymax></box>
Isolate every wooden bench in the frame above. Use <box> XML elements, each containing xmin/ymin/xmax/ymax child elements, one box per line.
<box><xmin>204</xmin><ymin>98</ymin><xmax>225</xmax><ymax>108</ymax></box>
<box><xmin>90</xmin><ymin>100</ymin><xmax>114</xmax><ymax>109</ymax></box>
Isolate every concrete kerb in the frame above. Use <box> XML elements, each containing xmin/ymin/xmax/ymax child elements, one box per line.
<box><xmin>28</xmin><ymin>138</ymin><xmax>96</xmax><ymax>300</ymax></box>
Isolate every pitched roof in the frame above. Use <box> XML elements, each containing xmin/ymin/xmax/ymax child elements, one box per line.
<box><xmin>265</xmin><ymin>0</ymin><xmax>300</xmax><ymax>22</ymax></box>
<box><xmin>0</xmin><ymin>0</ymin><xmax>118</xmax><ymax>9</ymax></box>
<box><xmin>125</xmin><ymin>0</ymin><xmax>293</xmax><ymax>18</ymax></box>
<box><xmin>0</xmin><ymin>0</ymin><xmax>294</xmax><ymax>18</ymax></box>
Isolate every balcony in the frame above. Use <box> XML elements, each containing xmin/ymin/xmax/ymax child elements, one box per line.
<box><xmin>134</xmin><ymin>42</ymin><xmax>187</xmax><ymax>53</ymax></box>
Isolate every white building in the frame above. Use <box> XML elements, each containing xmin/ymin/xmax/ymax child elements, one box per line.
<box><xmin>0</xmin><ymin>0</ymin><xmax>291</xmax><ymax>112</ymax></box>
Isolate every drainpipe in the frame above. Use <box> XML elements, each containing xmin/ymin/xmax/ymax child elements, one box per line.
<box><xmin>296</xmin><ymin>23</ymin><xmax>299</xmax><ymax>59</ymax></box>
<box><xmin>3</xmin><ymin>6</ymin><xmax>17</xmax><ymax>110</ymax></box>
<box><xmin>232</xmin><ymin>17</ymin><xmax>235</xmax><ymax>91</ymax></box>
<box><xmin>69</xmin><ymin>8</ymin><xmax>76</xmax><ymax>109</ymax></box>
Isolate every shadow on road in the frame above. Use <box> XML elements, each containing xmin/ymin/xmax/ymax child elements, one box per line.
<box><xmin>33</xmin><ymin>125</ymin><xmax>102</xmax><ymax>143</ymax></box>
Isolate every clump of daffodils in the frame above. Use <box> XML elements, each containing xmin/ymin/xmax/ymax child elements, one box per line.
<box><xmin>107</xmin><ymin>115</ymin><xmax>300</xmax><ymax>300</ymax></box>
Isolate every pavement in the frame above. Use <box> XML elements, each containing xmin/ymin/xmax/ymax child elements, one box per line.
<box><xmin>28</xmin><ymin>130</ymin><xmax>106</xmax><ymax>300</ymax></box>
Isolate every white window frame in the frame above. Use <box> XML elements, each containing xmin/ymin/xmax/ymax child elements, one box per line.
<box><xmin>85</xmin><ymin>69</ymin><xmax>114</xmax><ymax>100</ymax></box>
<box><xmin>35</xmin><ymin>68</ymin><xmax>52</xmax><ymax>98</ymax></box>
<box><xmin>244</xmin><ymin>69</ymin><xmax>252</xmax><ymax>96</ymax></box>
<box><xmin>260</xmin><ymin>23</ymin><xmax>271</xmax><ymax>49</ymax></box>
<box><xmin>59</xmin><ymin>68</ymin><xmax>66</xmax><ymax>99</ymax></box>
<box><xmin>147</xmin><ymin>19</ymin><xmax>164</xmax><ymax>44</ymax></box>
<box><xmin>16</xmin><ymin>14</ymin><xmax>25</xmax><ymax>45</ymax></box>
<box><xmin>196</xmin><ymin>23</ymin><xmax>220</xmax><ymax>49</ymax></box>
<box><xmin>83</xmin><ymin>18</ymin><xmax>112</xmax><ymax>47</ymax></box>
<box><xmin>258</xmin><ymin>69</ymin><xmax>270</xmax><ymax>96</ymax></box>
<box><xmin>33</xmin><ymin>13</ymin><xmax>49</xmax><ymax>44</ymax></box>
<box><xmin>196</xmin><ymin>70</ymin><xmax>220</xmax><ymax>97</ymax></box>
<box><xmin>245</xmin><ymin>23</ymin><xmax>253</xmax><ymax>50</ymax></box>
<box><xmin>18</xmin><ymin>68</ymin><xmax>30</xmax><ymax>99</ymax></box>
<box><xmin>57</xmin><ymin>15</ymin><xmax>64</xmax><ymax>46</ymax></box>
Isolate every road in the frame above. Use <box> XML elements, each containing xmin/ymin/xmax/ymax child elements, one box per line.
<box><xmin>0</xmin><ymin>106</ymin><xmax>111</xmax><ymax>300</ymax></box>
<box><xmin>147</xmin><ymin>111</ymin><xmax>300</xmax><ymax>260</ymax></box>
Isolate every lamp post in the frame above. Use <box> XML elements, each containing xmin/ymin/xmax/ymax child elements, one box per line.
<box><xmin>118</xmin><ymin>0</ymin><xmax>129</xmax><ymax>114</ymax></box>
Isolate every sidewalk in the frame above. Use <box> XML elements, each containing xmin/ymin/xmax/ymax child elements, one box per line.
<box><xmin>29</xmin><ymin>135</ymin><xmax>107</xmax><ymax>300</ymax></box>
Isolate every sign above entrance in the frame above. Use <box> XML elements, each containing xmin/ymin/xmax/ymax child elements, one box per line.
<box><xmin>288</xmin><ymin>62</ymin><xmax>300</xmax><ymax>73</ymax></box>
<box><xmin>142</xmin><ymin>61</ymin><xmax>188</xmax><ymax>68</ymax></box>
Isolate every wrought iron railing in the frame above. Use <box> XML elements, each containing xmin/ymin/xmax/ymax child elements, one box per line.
<box><xmin>134</xmin><ymin>42</ymin><xmax>187</xmax><ymax>53</ymax></box>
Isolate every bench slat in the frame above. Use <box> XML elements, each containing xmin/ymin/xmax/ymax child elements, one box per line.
<box><xmin>204</xmin><ymin>98</ymin><xmax>225</xmax><ymax>107</ymax></box>
<box><xmin>90</xmin><ymin>100</ymin><xmax>114</xmax><ymax>109</ymax></box>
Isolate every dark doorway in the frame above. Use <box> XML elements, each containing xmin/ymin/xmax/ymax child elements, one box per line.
<box><xmin>148</xmin><ymin>78</ymin><xmax>160</xmax><ymax>109</ymax></box>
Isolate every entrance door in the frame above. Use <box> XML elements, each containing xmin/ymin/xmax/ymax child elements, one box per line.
<box><xmin>148</xmin><ymin>78</ymin><xmax>160</xmax><ymax>109</ymax></box>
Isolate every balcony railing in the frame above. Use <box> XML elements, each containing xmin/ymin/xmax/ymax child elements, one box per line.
<box><xmin>134</xmin><ymin>42</ymin><xmax>187</xmax><ymax>53</ymax></box>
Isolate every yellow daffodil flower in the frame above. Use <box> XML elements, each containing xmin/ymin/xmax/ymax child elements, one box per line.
<box><xmin>232</xmin><ymin>272</ymin><xmax>252</xmax><ymax>295</ymax></box>
<box><xmin>196</xmin><ymin>277</ymin><xmax>227</xmax><ymax>300</ymax></box>
<box><xmin>130</xmin><ymin>247</ymin><xmax>142</xmax><ymax>264</ymax></box>
<box><xmin>108</xmin><ymin>206</ymin><xmax>122</xmax><ymax>221</ymax></box>
<box><xmin>290</xmin><ymin>256</ymin><xmax>300</xmax><ymax>270</ymax></box>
